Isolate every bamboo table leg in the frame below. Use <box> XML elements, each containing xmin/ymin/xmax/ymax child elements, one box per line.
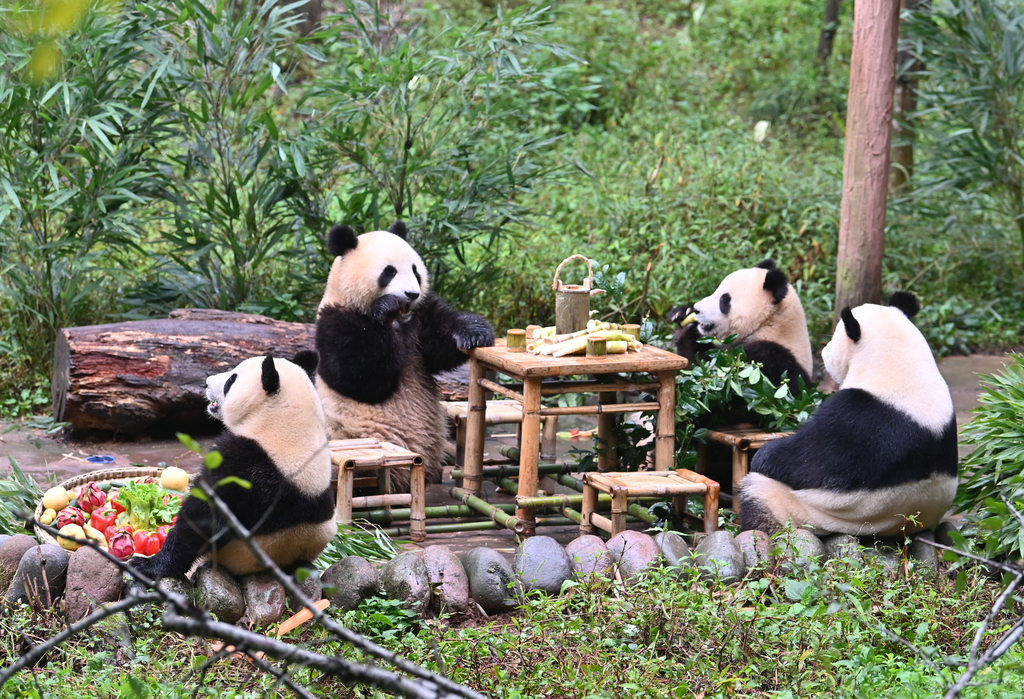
<box><xmin>463</xmin><ymin>356</ymin><xmax>488</xmax><ymax>496</ymax></box>
<box><xmin>610</xmin><ymin>487</ymin><xmax>628</xmax><ymax>536</ymax></box>
<box><xmin>731</xmin><ymin>446</ymin><xmax>747</xmax><ymax>514</ymax></box>
<box><xmin>336</xmin><ymin>464</ymin><xmax>354</xmax><ymax>523</ymax></box>
<box><xmin>515</xmin><ymin>376</ymin><xmax>543</xmax><ymax>537</ymax></box>
<box><xmin>597</xmin><ymin>387</ymin><xmax>617</xmax><ymax>472</ymax></box>
<box><xmin>655</xmin><ymin>370</ymin><xmax>677</xmax><ymax>471</ymax></box>
<box><xmin>579</xmin><ymin>482</ymin><xmax>598</xmax><ymax>536</ymax></box>
<box><xmin>703</xmin><ymin>480</ymin><xmax>720</xmax><ymax>535</ymax></box>
<box><xmin>409</xmin><ymin>462</ymin><xmax>426</xmax><ymax>543</ymax></box>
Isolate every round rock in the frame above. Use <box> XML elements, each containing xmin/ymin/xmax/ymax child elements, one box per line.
<box><xmin>607</xmin><ymin>531</ymin><xmax>661</xmax><ymax>585</ymax></box>
<box><xmin>381</xmin><ymin>552</ymin><xmax>430</xmax><ymax>613</ymax></box>
<box><xmin>66</xmin><ymin>546</ymin><xmax>123</xmax><ymax>622</ymax></box>
<box><xmin>241</xmin><ymin>572</ymin><xmax>287</xmax><ymax>628</ymax></box>
<box><xmin>513</xmin><ymin>536</ymin><xmax>573</xmax><ymax>596</ymax></box>
<box><xmin>565</xmin><ymin>535</ymin><xmax>613</xmax><ymax>578</ymax></box>
<box><xmin>822</xmin><ymin>533</ymin><xmax>864</xmax><ymax>564</ymax></box>
<box><xmin>693</xmin><ymin>531</ymin><xmax>745</xmax><ymax>584</ymax></box>
<box><xmin>194</xmin><ymin>562</ymin><xmax>246</xmax><ymax>624</ymax></box>
<box><xmin>779</xmin><ymin>529</ymin><xmax>826</xmax><ymax>574</ymax></box>
<box><xmin>5</xmin><ymin>544</ymin><xmax>70</xmax><ymax>607</ymax></box>
<box><xmin>421</xmin><ymin>546</ymin><xmax>470</xmax><ymax>613</ymax></box>
<box><xmin>461</xmin><ymin>547</ymin><xmax>517</xmax><ymax>613</ymax></box>
<box><xmin>863</xmin><ymin>545</ymin><xmax>901</xmax><ymax>574</ymax></box>
<box><xmin>0</xmin><ymin>534</ymin><xmax>38</xmax><ymax>594</ymax></box>
<box><xmin>289</xmin><ymin>568</ymin><xmax>324</xmax><ymax>610</ymax></box>
<box><xmin>734</xmin><ymin>530</ymin><xmax>773</xmax><ymax>574</ymax></box>
<box><xmin>323</xmin><ymin>556</ymin><xmax>380</xmax><ymax>612</ymax></box>
<box><xmin>654</xmin><ymin>531</ymin><xmax>692</xmax><ymax>572</ymax></box>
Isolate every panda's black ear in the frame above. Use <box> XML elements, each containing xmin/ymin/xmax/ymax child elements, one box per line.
<box><xmin>261</xmin><ymin>354</ymin><xmax>281</xmax><ymax>394</ymax></box>
<box><xmin>327</xmin><ymin>225</ymin><xmax>358</xmax><ymax>257</ymax></box>
<box><xmin>762</xmin><ymin>267</ymin><xmax>789</xmax><ymax>304</ymax></box>
<box><xmin>840</xmin><ymin>307</ymin><xmax>861</xmax><ymax>342</ymax></box>
<box><xmin>888</xmin><ymin>291</ymin><xmax>920</xmax><ymax>319</ymax></box>
<box><xmin>756</xmin><ymin>259</ymin><xmax>777</xmax><ymax>270</ymax></box>
<box><xmin>292</xmin><ymin>349</ymin><xmax>319</xmax><ymax>380</ymax></box>
<box><xmin>389</xmin><ymin>220</ymin><xmax>408</xmax><ymax>240</ymax></box>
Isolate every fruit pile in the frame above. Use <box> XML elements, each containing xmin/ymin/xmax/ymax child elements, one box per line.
<box><xmin>39</xmin><ymin>466</ymin><xmax>189</xmax><ymax>560</ymax></box>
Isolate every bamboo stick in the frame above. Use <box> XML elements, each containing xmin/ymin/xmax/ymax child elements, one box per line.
<box><xmin>449</xmin><ymin>486</ymin><xmax>527</xmax><ymax>535</ymax></box>
<box><xmin>538</xmin><ymin>401</ymin><xmax>660</xmax><ymax>416</ymax></box>
<box><xmin>477</xmin><ymin>378</ymin><xmax>526</xmax><ymax>403</ymax></box>
<box><xmin>349</xmin><ymin>493</ymin><xmax>413</xmax><ymax>509</ymax></box>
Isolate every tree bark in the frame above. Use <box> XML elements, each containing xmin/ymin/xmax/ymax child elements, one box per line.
<box><xmin>817</xmin><ymin>0</ymin><xmax>844</xmax><ymax>66</ymax></box>
<box><xmin>892</xmin><ymin>0</ymin><xmax>922</xmax><ymax>192</ymax></box>
<box><xmin>835</xmin><ymin>0</ymin><xmax>900</xmax><ymax>324</ymax></box>
<box><xmin>52</xmin><ymin>310</ymin><xmax>316</xmax><ymax>437</ymax></box>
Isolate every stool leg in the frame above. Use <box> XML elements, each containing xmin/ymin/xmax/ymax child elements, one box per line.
<box><xmin>410</xmin><ymin>463</ymin><xmax>426</xmax><ymax>543</ymax></box>
<box><xmin>610</xmin><ymin>488</ymin><xmax>627</xmax><ymax>537</ymax></box>
<box><xmin>337</xmin><ymin>466</ymin><xmax>353</xmax><ymax>524</ymax></box>
<box><xmin>673</xmin><ymin>494</ymin><xmax>688</xmax><ymax>529</ymax></box>
<box><xmin>516</xmin><ymin>376</ymin><xmax>543</xmax><ymax>537</ymax></box>
<box><xmin>455</xmin><ymin>420</ymin><xmax>467</xmax><ymax>468</ymax></box>
<box><xmin>580</xmin><ymin>483</ymin><xmax>597</xmax><ymax>536</ymax></box>
<box><xmin>696</xmin><ymin>443</ymin><xmax>708</xmax><ymax>475</ymax></box>
<box><xmin>541</xmin><ymin>415</ymin><xmax>558</xmax><ymax>461</ymax></box>
<box><xmin>464</xmin><ymin>357</ymin><xmax>487</xmax><ymax>496</ymax></box>
<box><xmin>731</xmin><ymin>446</ymin><xmax>746</xmax><ymax>513</ymax></box>
<box><xmin>704</xmin><ymin>482</ymin><xmax>720</xmax><ymax>534</ymax></box>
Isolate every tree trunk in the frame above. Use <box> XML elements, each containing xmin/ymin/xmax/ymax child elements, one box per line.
<box><xmin>817</xmin><ymin>0</ymin><xmax>844</xmax><ymax>66</ymax></box>
<box><xmin>892</xmin><ymin>0</ymin><xmax>922</xmax><ymax>192</ymax></box>
<box><xmin>835</xmin><ymin>0</ymin><xmax>900</xmax><ymax>324</ymax></box>
<box><xmin>52</xmin><ymin>310</ymin><xmax>316</xmax><ymax>437</ymax></box>
<box><xmin>298</xmin><ymin>0</ymin><xmax>322</xmax><ymax>37</ymax></box>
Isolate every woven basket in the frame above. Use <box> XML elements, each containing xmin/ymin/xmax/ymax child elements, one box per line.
<box><xmin>34</xmin><ymin>466</ymin><xmax>174</xmax><ymax>546</ymax></box>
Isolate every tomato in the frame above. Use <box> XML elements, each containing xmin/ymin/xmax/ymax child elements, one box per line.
<box><xmin>89</xmin><ymin>507</ymin><xmax>117</xmax><ymax>536</ymax></box>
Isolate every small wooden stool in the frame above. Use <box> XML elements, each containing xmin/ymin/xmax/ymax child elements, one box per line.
<box><xmin>696</xmin><ymin>425</ymin><xmax>791</xmax><ymax>513</ymax></box>
<box><xmin>445</xmin><ymin>399</ymin><xmax>558</xmax><ymax>464</ymax></box>
<box><xmin>580</xmin><ymin>470</ymin><xmax>720</xmax><ymax>538</ymax></box>
<box><xmin>329</xmin><ymin>439</ymin><xmax>426</xmax><ymax>542</ymax></box>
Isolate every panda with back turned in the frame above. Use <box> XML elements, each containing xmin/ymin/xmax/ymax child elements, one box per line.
<box><xmin>314</xmin><ymin>221</ymin><xmax>495</xmax><ymax>490</ymax></box>
<box><xmin>667</xmin><ymin>260</ymin><xmax>813</xmax><ymax>389</ymax></box>
<box><xmin>739</xmin><ymin>292</ymin><xmax>958</xmax><ymax>536</ymax></box>
<box><xmin>131</xmin><ymin>351</ymin><xmax>336</xmax><ymax>580</ymax></box>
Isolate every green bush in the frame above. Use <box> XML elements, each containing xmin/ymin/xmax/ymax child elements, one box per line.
<box><xmin>954</xmin><ymin>354</ymin><xmax>1024</xmax><ymax>559</ymax></box>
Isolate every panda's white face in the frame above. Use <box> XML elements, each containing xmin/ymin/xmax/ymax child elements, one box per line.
<box><xmin>692</xmin><ymin>268</ymin><xmax>775</xmax><ymax>342</ymax></box>
<box><xmin>320</xmin><ymin>230</ymin><xmax>428</xmax><ymax>318</ymax></box>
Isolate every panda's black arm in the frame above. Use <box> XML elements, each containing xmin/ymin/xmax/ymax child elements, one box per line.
<box><xmin>414</xmin><ymin>293</ymin><xmax>495</xmax><ymax>375</ymax></box>
<box><xmin>129</xmin><ymin>495</ymin><xmax>237</xmax><ymax>580</ymax></box>
<box><xmin>743</xmin><ymin>341</ymin><xmax>812</xmax><ymax>389</ymax></box>
<box><xmin>316</xmin><ymin>304</ymin><xmax>405</xmax><ymax>403</ymax></box>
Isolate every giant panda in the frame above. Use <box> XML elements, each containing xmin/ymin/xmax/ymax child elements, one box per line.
<box><xmin>667</xmin><ymin>260</ymin><xmax>813</xmax><ymax>388</ymax></box>
<box><xmin>738</xmin><ymin>292</ymin><xmax>958</xmax><ymax>536</ymax></box>
<box><xmin>131</xmin><ymin>352</ymin><xmax>336</xmax><ymax>579</ymax></box>
<box><xmin>314</xmin><ymin>221</ymin><xmax>495</xmax><ymax>490</ymax></box>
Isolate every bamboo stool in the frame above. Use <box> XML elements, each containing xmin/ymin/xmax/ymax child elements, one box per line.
<box><xmin>696</xmin><ymin>425</ymin><xmax>791</xmax><ymax>514</ymax></box>
<box><xmin>445</xmin><ymin>399</ymin><xmax>558</xmax><ymax>464</ymax></box>
<box><xmin>329</xmin><ymin>439</ymin><xmax>426</xmax><ymax>542</ymax></box>
<box><xmin>579</xmin><ymin>470</ymin><xmax>720</xmax><ymax>538</ymax></box>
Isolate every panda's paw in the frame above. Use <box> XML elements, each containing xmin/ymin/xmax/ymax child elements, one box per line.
<box><xmin>453</xmin><ymin>316</ymin><xmax>495</xmax><ymax>351</ymax></box>
<box><xmin>370</xmin><ymin>294</ymin><xmax>408</xmax><ymax>323</ymax></box>
<box><xmin>127</xmin><ymin>555</ymin><xmax>161</xmax><ymax>587</ymax></box>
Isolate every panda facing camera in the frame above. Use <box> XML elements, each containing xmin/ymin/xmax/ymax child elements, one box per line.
<box><xmin>739</xmin><ymin>291</ymin><xmax>958</xmax><ymax>537</ymax></box>
<box><xmin>130</xmin><ymin>351</ymin><xmax>337</xmax><ymax>580</ymax></box>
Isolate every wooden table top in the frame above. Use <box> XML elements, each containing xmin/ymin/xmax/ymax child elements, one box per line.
<box><xmin>469</xmin><ymin>338</ymin><xmax>689</xmax><ymax>377</ymax></box>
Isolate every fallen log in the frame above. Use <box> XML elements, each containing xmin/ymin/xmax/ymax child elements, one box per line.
<box><xmin>52</xmin><ymin>310</ymin><xmax>316</xmax><ymax>437</ymax></box>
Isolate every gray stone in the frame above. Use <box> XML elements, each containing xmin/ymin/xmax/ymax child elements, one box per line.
<box><xmin>863</xmin><ymin>545</ymin><xmax>901</xmax><ymax>574</ymax></box>
<box><xmin>289</xmin><ymin>569</ymin><xmax>324</xmax><ymax>611</ymax></box>
<box><xmin>241</xmin><ymin>572</ymin><xmax>287</xmax><ymax>628</ymax></box>
<box><xmin>607</xmin><ymin>531</ymin><xmax>661</xmax><ymax>585</ymax></box>
<box><xmin>934</xmin><ymin>521</ymin><xmax>958</xmax><ymax>548</ymax></box>
<box><xmin>654</xmin><ymin>531</ymin><xmax>692</xmax><ymax>573</ymax></box>
<box><xmin>66</xmin><ymin>546</ymin><xmax>123</xmax><ymax>622</ymax></box>
<box><xmin>421</xmin><ymin>546</ymin><xmax>470</xmax><ymax>613</ymax></box>
<box><xmin>565</xmin><ymin>535</ymin><xmax>613</xmax><ymax>578</ymax></box>
<box><xmin>157</xmin><ymin>576</ymin><xmax>195</xmax><ymax>615</ymax></box>
<box><xmin>381</xmin><ymin>552</ymin><xmax>430</xmax><ymax>613</ymax></box>
<box><xmin>94</xmin><ymin>605</ymin><xmax>133</xmax><ymax>655</ymax></box>
<box><xmin>693</xmin><ymin>531</ymin><xmax>745</xmax><ymax>584</ymax></box>
<box><xmin>908</xmin><ymin>531</ymin><xmax>939</xmax><ymax>579</ymax></box>
<box><xmin>822</xmin><ymin>534</ymin><xmax>864</xmax><ymax>564</ymax></box>
<box><xmin>735</xmin><ymin>530</ymin><xmax>773</xmax><ymax>574</ymax></box>
<box><xmin>0</xmin><ymin>534</ymin><xmax>37</xmax><ymax>594</ymax></box>
<box><xmin>461</xmin><ymin>547</ymin><xmax>517</xmax><ymax>613</ymax></box>
<box><xmin>322</xmin><ymin>556</ymin><xmax>380</xmax><ymax>612</ymax></box>
<box><xmin>194</xmin><ymin>562</ymin><xmax>245</xmax><ymax>624</ymax></box>
<box><xmin>0</xmin><ymin>535</ymin><xmax>10</xmax><ymax>553</ymax></box>
<box><xmin>5</xmin><ymin>544</ymin><xmax>70</xmax><ymax>608</ymax></box>
<box><xmin>779</xmin><ymin>529</ymin><xmax>826</xmax><ymax>574</ymax></box>
<box><xmin>513</xmin><ymin>536</ymin><xmax>573</xmax><ymax>595</ymax></box>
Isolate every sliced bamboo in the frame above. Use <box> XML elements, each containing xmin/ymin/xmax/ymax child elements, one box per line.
<box><xmin>507</xmin><ymin>329</ymin><xmax>527</xmax><ymax>352</ymax></box>
<box><xmin>586</xmin><ymin>334</ymin><xmax>607</xmax><ymax>356</ymax></box>
<box><xmin>622</xmin><ymin>324</ymin><xmax>641</xmax><ymax>341</ymax></box>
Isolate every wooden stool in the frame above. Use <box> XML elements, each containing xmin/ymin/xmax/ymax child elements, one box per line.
<box><xmin>445</xmin><ymin>399</ymin><xmax>558</xmax><ymax>464</ymax></box>
<box><xmin>329</xmin><ymin>439</ymin><xmax>426</xmax><ymax>542</ymax></box>
<box><xmin>696</xmin><ymin>425</ymin><xmax>791</xmax><ymax>513</ymax></box>
<box><xmin>580</xmin><ymin>470</ymin><xmax>720</xmax><ymax>538</ymax></box>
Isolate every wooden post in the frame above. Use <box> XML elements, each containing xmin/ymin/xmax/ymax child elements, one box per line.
<box><xmin>336</xmin><ymin>465</ymin><xmax>354</xmax><ymax>523</ymax></box>
<box><xmin>597</xmin><ymin>388</ymin><xmax>617</xmax><ymax>472</ymax></box>
<box><xmin>463</xmin><ymin>356</ymin><xmax>488</xmax><ymax>496</ymax></box>
<box><xmin>515</xmin><ymin>376</ymin><xmax>543</xmax><ymax>536</ymax></box>
<box><xmin>655</xmin><ymin>371</ymin><xmax>677</xmax><ymax>471</ymax></box>
<box><xmin>610</xmin><ymin>487</ymin><xmax>628</xmax><ymax>537</ymax></box>
<box><xmin>817</xmin><ymin>0</ymin><xmax>844</xmax><ymax>66</ymax></box>
<box><xmin>835</xmin><ymin>0</ymin><xmax>900</xmax><ymax>323</ymax></box>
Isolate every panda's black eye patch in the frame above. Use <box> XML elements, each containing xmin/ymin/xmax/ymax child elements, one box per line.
<box><xmin>224</xmin><ymin>374</ymin><xmax>237</xmax><ymax>395</ymax></box>
<box><xmin>378</xmin><ymin>265</ymin><xmax>398</xmax><ymax>288</ymax></box>
<box><xmin>719</xmin><ymin>293</ymin><xmax>731</xmax><ymax>315</ymax></box>
<box><xmin>412</xmin><ymin>264</ymin><xmax>421</xmax><ymax>286</ymax></box>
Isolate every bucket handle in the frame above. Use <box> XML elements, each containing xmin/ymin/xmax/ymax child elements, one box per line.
<box><xmin>553</xmin><ymin>254</ymin><xmax>603</xmax><ymax>295</ymax></box>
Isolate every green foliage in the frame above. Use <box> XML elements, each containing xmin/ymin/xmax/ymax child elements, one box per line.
<box><xmin>316</xmin><ymin>522</ymin><xmax>403</xmax><ymax>569</ymax></box>
<box><xmin>954</xmin><ymin>354</ymin><xmax>1024</xmax><ymax>559</ymax></box>
<box><xmin>0</xmin><ymin>456</ymin><xmax>42</xmax><ymax>536</ymax></box>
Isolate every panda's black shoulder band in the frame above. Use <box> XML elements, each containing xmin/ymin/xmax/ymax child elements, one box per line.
<box><xmin>389</xmin><ymin>220</ymin><xmax>408</xmax><ymax>240</ymax></box>
<box><xmin>327</xmin><ymin>224</ymin><xmax>358</xmax><ymax>257</ymax></box>
<box><xmin>756</xmin><ymin>259</ymin><xmax>777</xmax><ymax>270</ymax></box>
<box><xmin>840</xmin><ymin>306</ymin><xmax>861</xmax><ymax>342</ymax></box>
<box><xmin>888</xmin><ymin>291</ymin><xmax>920</xmax><ymax>319</ymax></box>
<box><xmin>763</xmin><ymin>267</ymin><xmax>789</xmax><ymax>304</ymax></box>
<box><xmin>292</xmin><ymin>350</ymin><xmax>319</xmax><ymax>380</ymax></box>
<box><xmin>262</xmin><ymin>354</ymin><xmax>281</xmax><ymax>394</ymax></box>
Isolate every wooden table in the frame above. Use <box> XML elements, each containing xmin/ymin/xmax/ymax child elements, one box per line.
<box><xmin>464</xmin><ymin>339</ymin><xmax>688</xmax><ymax>536</ymax></box>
